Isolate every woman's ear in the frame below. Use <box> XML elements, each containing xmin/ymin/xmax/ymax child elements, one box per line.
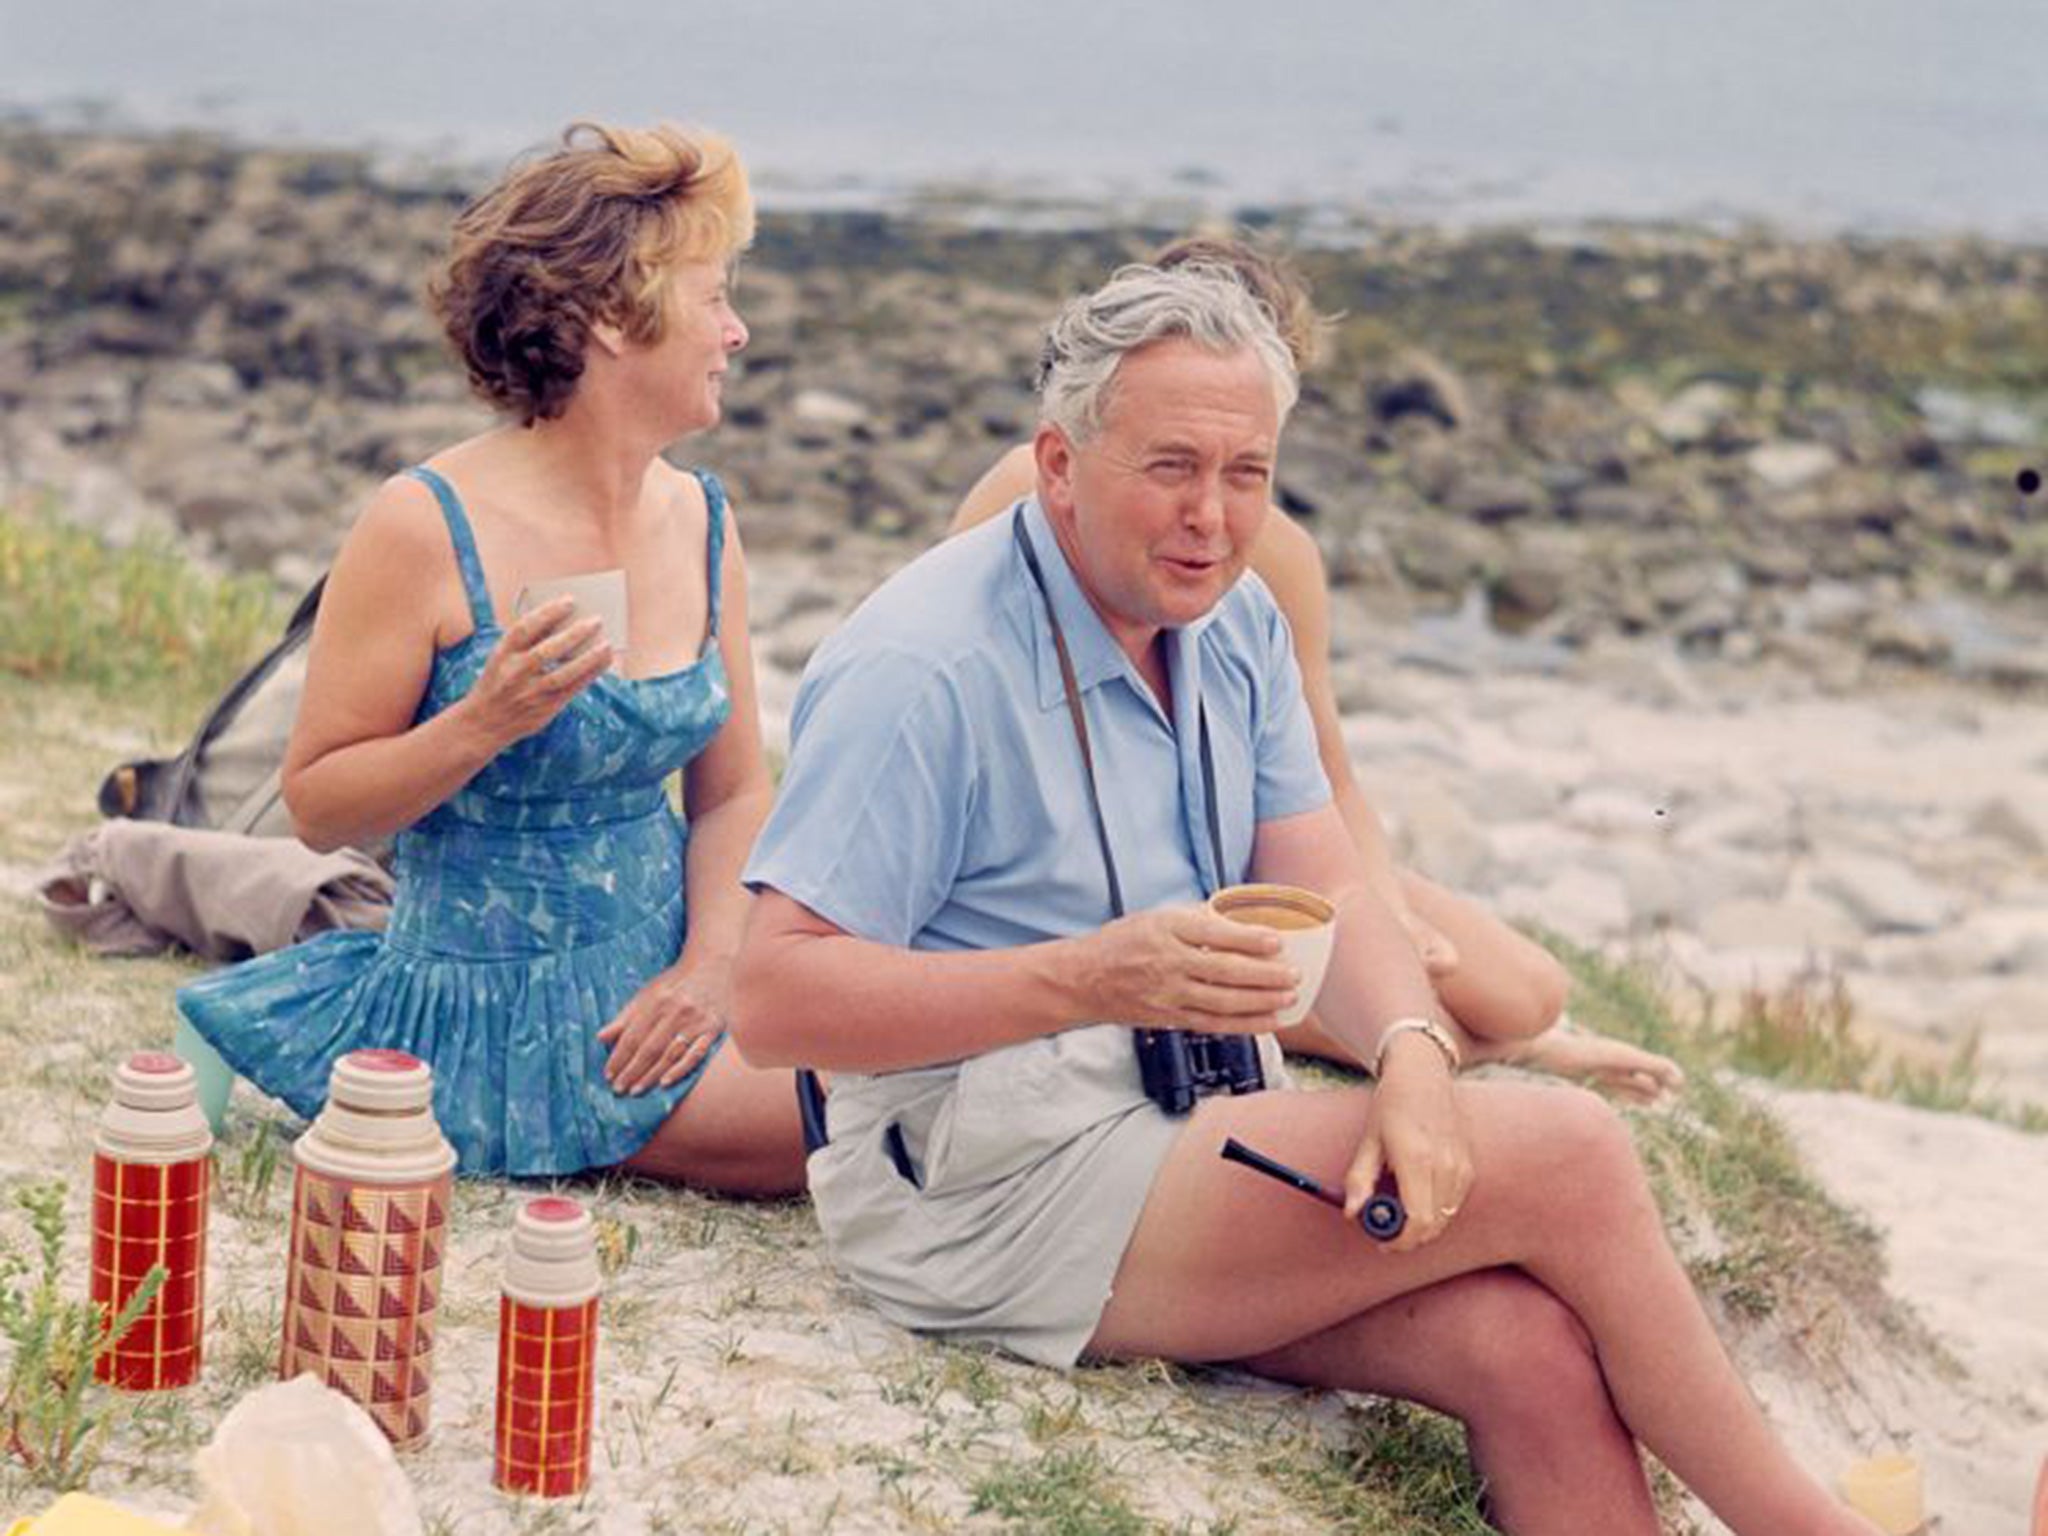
<box><xmin>589</xmin><ymin>318</ymin><xmax>627</xmax><ymax>357</ymax></box>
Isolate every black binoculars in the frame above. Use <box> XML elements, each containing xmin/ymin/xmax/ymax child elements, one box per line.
<box><xmin>1134</xmin><ymin>1028</ymin><xmax>1266</xmax><ymax>1117</ymax></box>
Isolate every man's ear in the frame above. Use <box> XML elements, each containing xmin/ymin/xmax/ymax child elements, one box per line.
<box><xmin>1033</xmin><ymin>423</ymin><xmax>1077</xmax><ymax>517</ymax></box>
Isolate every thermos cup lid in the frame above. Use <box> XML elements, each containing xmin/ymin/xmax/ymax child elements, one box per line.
<box><xmin>504</xmin><ymin>1196</ymin><xmax>602</xmax><ymax>1306</ymax></box>
<box><xmin>330</xmin><ymin>1049</ymin><xmax>434</xmax><ymax>1112</ymax></box>
<box><xmin>114</xmin><ymin>1051</ymin><xmax>199</xmax><ymax>1110</ymax></box>
<box><xmin>294</xmin><ymin>1049</ymin><xmax>455</xmax><ymax>1184</ymax></box>
<box><xmin>96</xmin><ymin>1051</ymin><xmax>212</xmax><ymax>1162</ymax></box>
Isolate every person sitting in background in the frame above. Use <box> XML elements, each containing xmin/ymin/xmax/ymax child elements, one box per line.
<box><xmin>177</xmin><ymin>121</ymin><xmax>804</xmax><ymax>1193</ymax></box>
<box><xmin>734</xmin><ymin>263</ymin><xmax>1876</xmax><ymax>1535</ymax></box>
<box><xmin>949</xmin><ymin>234</ymin><xmax>1681</xmax><ymax>1103</ymax></box>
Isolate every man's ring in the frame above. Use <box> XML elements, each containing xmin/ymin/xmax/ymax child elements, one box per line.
<box><xmin>1438</xmin><ymin>1204</ymin><xmax>1461</xmax><ymax>1218</ymax></box>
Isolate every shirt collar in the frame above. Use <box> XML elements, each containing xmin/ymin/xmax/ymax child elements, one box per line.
<box><xmin>1014</xmin><ymin>497</ymin><xmax>1222</xmax><ymax>714</ymax></box>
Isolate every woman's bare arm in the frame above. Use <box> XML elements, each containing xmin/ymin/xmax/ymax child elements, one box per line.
<box><xmin>947</xmin><ymin>442</ymin><xmax>1038</xmax><ymax>536</ymax></box>
<box><xmin>280</xmin><ymin>475</ymin><xmax>607</xmax><ymax>852</ymax></box>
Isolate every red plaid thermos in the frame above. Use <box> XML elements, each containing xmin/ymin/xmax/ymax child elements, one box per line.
<box><xmin>279</xmin><ymin>1049</ymin><xmax>455</xmax><ymax>1449</ymax></box>
<box><xmin>494</xmin><ymin>1195</ymin><xmax>602</xmax><ymax>1497</ymax></box>
<box><xmin>92</xmin><ymin>1051</ymin><xmax>212</xmax><ymax>1389</ymax></box>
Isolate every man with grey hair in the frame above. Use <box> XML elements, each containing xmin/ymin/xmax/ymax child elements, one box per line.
<box><xmin>733</xmin><ymin>264</ymin><xmax>1867</xmax><ymax>1532</ymax></box>
<box><xmin>736</xmin><ymin>257</ymin><xmax>1452</xmax><ymax>1358</ymax></box>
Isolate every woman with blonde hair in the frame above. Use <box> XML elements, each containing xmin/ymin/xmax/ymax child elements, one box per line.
<box><xmin>178</xmin><ymin>122</ymin><xmax>803</xmax><ymax>1192</ymax></box>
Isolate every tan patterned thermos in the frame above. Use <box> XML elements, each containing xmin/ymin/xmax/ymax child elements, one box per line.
<box><xmin>279</xmin><ymin>1049</ymin><xmax>455</xmax><ymax>1449</ymax></box>
<box><xmin>494</xmin><ymin>1195</ymin><xmax>602</xmax><ymax>1497</ymax></box>
<box><xmin>92</xmin><ymin>1051</ymin><xmax>213</xmax><ymax>1390</ymax></box>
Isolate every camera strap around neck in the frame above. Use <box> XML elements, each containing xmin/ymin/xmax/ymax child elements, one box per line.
<box><xmin>1012</xmin><ymin>506</ymin><xmax>1226</xmax><ymax>919</ymax></box>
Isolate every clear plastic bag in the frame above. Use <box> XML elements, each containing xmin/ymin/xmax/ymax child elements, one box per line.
<box><xmin>183</xmin><ymin>1376</ymin><xmax>422</xmax><ymax>1536</ymax></box>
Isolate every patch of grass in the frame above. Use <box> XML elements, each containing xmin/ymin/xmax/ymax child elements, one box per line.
<box><xmin>1720</xmin><ymin>968</ymin><xmax>1876</xmax><ymax>1088</ymax></box>
<box><xmin>216</xmin><ymin>1117</ymin><xmax>286</xmax><ymax>1221</ymax></box>
<box><xmin>1</xmin><ymin>1182</ymin><xmax>166</xmax><ymax>1492</ymax></box>
<box><xmin>1717</xmin><ymin>963</ymin><xmax>2046</xmax><ymax>1133</ymax></box>
<box><xmin>1253</xmin><ymin>1399</ymin><xmax>1491</xmax><ymax>1536</ymax></box>
<box><xmin>1552</xmin><ymin>939</ymin><xmax>1938</xmax><ymax>1356</ymax></box>
<box><xmin>969</xmin><ymin>1444</ymin><xmax>1148</xmax><ymax>1535</ymax></box>
<box><xmin>0</xmin><ymin>498</ymin><xmax>279</xmax><ymax>728</ymax></box>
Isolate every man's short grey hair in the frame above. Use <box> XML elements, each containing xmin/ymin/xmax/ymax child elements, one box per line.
<box><xmin>1036</xmin><ymin>263</ymin><xmax>1300</xmax><ymax>442</ymax></box>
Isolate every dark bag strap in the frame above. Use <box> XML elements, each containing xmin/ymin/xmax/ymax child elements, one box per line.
<box><xmin>99</xmin><ymin>574</ymin><xmax>328</xmax><ymax>823</ymax></box>
<box><xmin>1011</xmin><ymin>509</ymin><xmax>1225</xmax><ymax>907</ymax></box>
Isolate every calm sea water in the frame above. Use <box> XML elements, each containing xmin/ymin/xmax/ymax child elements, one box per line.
<box><xmin>4</xmin><ymin>0</ymin><xmax>2046</xmax><ymax>237</ymax></box>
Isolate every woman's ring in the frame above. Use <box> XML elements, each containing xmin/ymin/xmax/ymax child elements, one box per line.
<box><xmin>1438</xmin><ymin>1204</ymin><xmax>1461</xmax><ymax>1218</ymax></box>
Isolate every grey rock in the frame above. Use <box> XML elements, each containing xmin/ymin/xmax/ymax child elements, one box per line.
<box><xmin>1379</xmin><ymin>780</ymin><xmax>1494</xmax><ymax>891</ymax></box>
<box><xmin>1392</xmin><ymin>519</ymin><xmax>1493</xmax><ymax>595</ymax></box>
<box><xmin>1651</xmin><ymin>381</ymin><xmax>1739</xmax><ymax>448</ymax></box>
<box><xmin>1913</xmin><ymin>386</ymin><xmax>2039</xmax><ymax>448</ymax></box>
<box><xmin>1862</xmin><ymin>612</ymin><xmax>1954</xmax><ymax>668</ymax></box>
<box><xmin>762</xmin><ymin>608</ymin><xmax>846</xmax><ymax>673</ymax></box>
<box><xmin>1461</xmin><ymin>769</ymin><xmax>1559</xmax><ymax>822</ymax></box>
<box><xmin>1811</xmin><ymin>850</ymin><xmax>1959</xmax><ymax>933</ymax></box>
<box><xmin>1747</xmin><ymin>442</ymin><xmax>1840</xmax><ymax>492</ymax></box>
<box><xmin>1563</xmin><ymin>787</ymin><xmax>1678</xmax><ymax>838</ymax></box>
<box><xmin>1569</xmin><ymin>484</ymin><xmax>1666</xmax><ymax>525</ymax></box>
<box><xmin>1967</xmin><ymin>796</ymin><xmax>2048</xmax><ymax>858</ymax></box>
<box><xmin>1486</xmin><ymin>553</ymin><xmax>1568</xmax><ymax>632</ymax></box>
<box><xmin>1447</xmin><ymin>474</ymin><xmax>1543</xmax><ymax>525</ymax></box>
<box><xmin>1371</xmin><ymin>350</ymin><xmax>1469</xmax><ymax>430</ymax></box>
<box><xmin>148</xmin><ymin>361</ymin><xmax>246</xmax><ymax>411</ymax></box>
<box><xmin>1565</xmin><ymin>639</ymin><xmax>1705</xmax><ymax>709</ymax></box>
<box><xmin>1699</xmin><ymin>894</ymin><xmax>1863</xmax><ymax>953</ymax></box>
<box><xmin>1502</xmin><ymin>867</ymin><xmax>1632</xmax><ymax>940</ymax></box>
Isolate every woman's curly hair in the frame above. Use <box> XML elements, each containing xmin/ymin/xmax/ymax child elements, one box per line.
<box><xmin>428</xmin><ymin>121</ymin><xmax>754</xmax><ymax>424</ymax></box>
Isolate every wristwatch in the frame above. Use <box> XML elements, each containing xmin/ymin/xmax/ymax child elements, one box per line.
<box><xmin>1371</xmin><ymin>1016</ymin><xmax>1462</xmax><ymax>1078</ymax></box>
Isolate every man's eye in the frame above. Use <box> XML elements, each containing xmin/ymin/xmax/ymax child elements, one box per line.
<box><xmin>1229</xmin><ymin>465</ymin><xmax>1272</xmax><ymax>487</ymax></box>
<box><xmin>1150</xmin><ymin>459</ymin><xmax>1193</xmax><ymax>478</ymax></box>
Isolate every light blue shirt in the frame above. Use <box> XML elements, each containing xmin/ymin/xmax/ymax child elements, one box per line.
<box><xmin>743</xmin><ymin>497</ymin><xmax>1332</xmax><ymax>1365</ymax></box>
<box><xmin>746</xmin><ymin>497</ymin><xmax>1330</xmax><ymax>961</ymax></box>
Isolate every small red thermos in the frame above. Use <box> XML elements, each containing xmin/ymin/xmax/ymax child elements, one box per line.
<box><xmin>92</xmin><ymin>1050</ymin><xmax>212</xmax><ymax>1390</ymax></box>
<box><xmin>493</xmin><ymin>1195</ymin><xmax>602</xmax><ymax>1498</ymax></box>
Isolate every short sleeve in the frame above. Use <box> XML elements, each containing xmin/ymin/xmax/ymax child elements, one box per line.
<box><xmin>743</xmin><ymin>642</ymin><xmax>976</xmax><ymax>947</ymax></box>
<box><xmin>1249</xmin><ymin>592</ymin><xmax>1331</xmax><ymax>823</ymax></box>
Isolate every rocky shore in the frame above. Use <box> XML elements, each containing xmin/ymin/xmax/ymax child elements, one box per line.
<box><xmin>3</xmin><ymin>126</ymin><xmax>2046</xmax><ymax>1103</ymax></box>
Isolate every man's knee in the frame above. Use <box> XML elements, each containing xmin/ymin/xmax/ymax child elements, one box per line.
<box><xmin>1451</xmin><ymin>1273</ymin><xmax>1604</xmax><ymax>1426</ymax></box>
<box><xmin>1533</xmin><ymin>1083</ymin><xmax>1656</xmax><ymax>1230</ymax></box>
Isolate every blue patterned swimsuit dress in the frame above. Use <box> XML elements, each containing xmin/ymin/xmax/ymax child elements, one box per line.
<box><xmin>177</xmin><ymin>465</ymin><xmax>735</xmax><ymax>1176</ymax></box>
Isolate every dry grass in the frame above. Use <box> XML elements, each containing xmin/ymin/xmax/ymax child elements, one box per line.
<box><xmin>0</xmin><ymin>666</ymin><xmax>1938</xmax><ymax>1530</ymax></box>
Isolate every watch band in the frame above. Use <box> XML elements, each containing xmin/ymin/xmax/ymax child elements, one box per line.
<box><xmin>1371</xmin><ymin>1016</ymin><xmax>1461</xmax><ymax>1078</ymax></box>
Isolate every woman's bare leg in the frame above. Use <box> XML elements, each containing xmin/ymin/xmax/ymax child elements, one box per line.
<box><xmin>1244</xmin><ymin>1268</ymin><xmax>1660</xmax><ymax>1535</ymax></box>
<box><xmin>1286</xmin><ymin>873</ymin><xmax>1564</xmax><ymax>1066</ymax></box>
<box><xmin>1402</xmin><ymin>870</ymin><xmax>1570</xmax><ymax>1043</ymax></box>
<box><xmin>1287</xmin><ymin>873</ymin><xmax>1681</xmax><ymax>1101</ymax></box>
<box><xmin>1090</xmin><ymin>1082</ymin><xmax>1876</xmax><ymax>1536</ymax></box>
<box><xmin>621</xmin><ymin>1040</ymin><xmax>807</xmax><ymax>1196</ymax></box>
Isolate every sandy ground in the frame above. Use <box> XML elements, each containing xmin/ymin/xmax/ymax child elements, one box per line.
<box><xmin>3</xmin><ymin>643</ymin><xmax>2045</xmax><ymax>1532</ymax></box>
<box><xmin>1749</xmin><ymin>1086</ymin><xmax>2048</xmax><ymax>1534</ymax></box>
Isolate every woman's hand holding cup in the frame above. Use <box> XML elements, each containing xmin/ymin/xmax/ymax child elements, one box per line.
<box><xmin>462</xmin><ymin>597</ymin><xmax>613</xmax><ymax>749</ymax></box>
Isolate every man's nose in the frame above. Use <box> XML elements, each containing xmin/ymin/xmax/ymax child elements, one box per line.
<box><xmin>1183</xmin><ymin>470</ymin><xmax>1226</xmax><ymax>533</ymax></box>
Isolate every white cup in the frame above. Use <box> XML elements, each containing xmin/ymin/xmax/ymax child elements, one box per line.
<box><xmin>515</xmin><ymin>569</ymin><xmax>629</xmax><ymax>672</ymax></box>
<box><xmin>1208</xmin><ymin>883</ymin><xmax>1336</xmax><ymax>1028</ymax></box>
<box><xmin>1838</xmin><ymin>1453</ymin><xmax>1924</xmax><ymax>1535</ymax></box>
